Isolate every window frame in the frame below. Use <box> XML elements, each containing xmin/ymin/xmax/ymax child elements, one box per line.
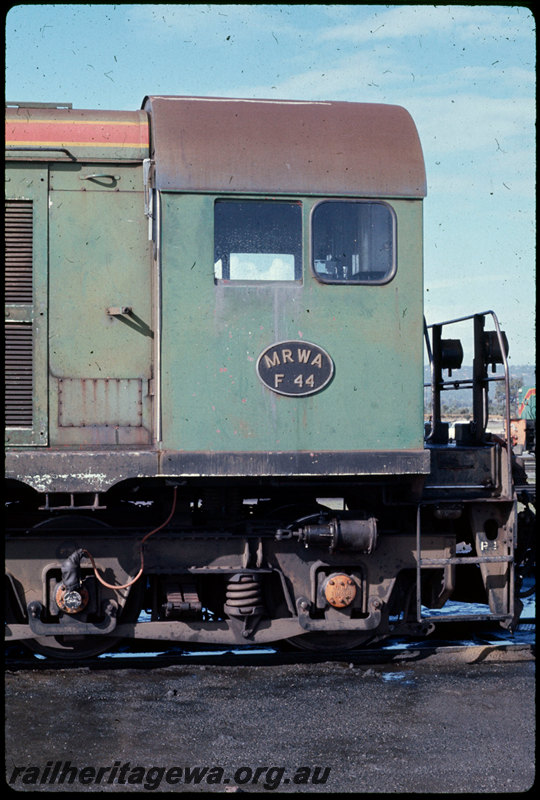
<box><xmin>310</xmin><ymin>199</ymin><xmax>397</xmax><ymax>286</ymax></box>
<box><xmin>213</xmin><ymin>197</ymin><xmax>303</xmax><ymax>285</ymax></box>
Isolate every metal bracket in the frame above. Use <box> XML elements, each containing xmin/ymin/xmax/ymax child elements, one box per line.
<box><xmin>295</xmin><ymin>596</ymin><xmax>382</xmax><ymax>631</ymax></box>
<box><xmin>143</xmin><ymin>158</ymin><xmax>154</xmax><ymax>218</ymax></box>
<box><xmin>26</xmin><ymin>600</ymin><xmax>118</xmax><ymax>636</ymax></box>
<box><xmin>107</xmin><ymin>306</ymin><xmax>133</xmax><ymax>317</ymax></box>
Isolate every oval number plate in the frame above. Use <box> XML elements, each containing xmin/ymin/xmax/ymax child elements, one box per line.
<box><xmin>256</xmin><ymin>340</ymin><xmax>334</xmax><ymax>397</ymax></box>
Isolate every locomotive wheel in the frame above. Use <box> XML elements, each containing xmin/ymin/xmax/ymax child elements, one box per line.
<box><xmin>19</xmin><ymin>514</ymin><xmax>141</xmax><ymax>661</ymax></box>
<box><xmin>286</xmin><ymin>631</ymin><xmax>375</xmax><ymax>652</ymax></box>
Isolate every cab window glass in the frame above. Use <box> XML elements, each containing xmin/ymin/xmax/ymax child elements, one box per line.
<box><xmin>312</xmin><ymin>201</ymin><xmax>395</xmax><ymax>283</ymax></box>
<box><xmin>214</xmin><ymin>200</ymin><xmax>302</xmax><ymax>282</ymax></box>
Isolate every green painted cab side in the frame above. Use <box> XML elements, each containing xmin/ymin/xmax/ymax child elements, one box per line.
<box><xmin>160</xmin><ymin>194</ymin><xmax>424</xmax><ymax>455</ymax></box>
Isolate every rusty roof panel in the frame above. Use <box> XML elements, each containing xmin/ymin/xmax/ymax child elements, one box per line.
<box><xmin>5</xmin><ymin>105</ymin><xmax>149</xmax><ymax>161</ymax></box>
<box><xmin>143</xmin><ymin>96</ymin><xmax>426</xmax><ymax>197</ymax></box>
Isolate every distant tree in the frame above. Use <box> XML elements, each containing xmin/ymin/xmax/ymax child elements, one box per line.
<box><xmin>492</xmin><ymin>376</ymin><xmax>523</xmax><ymax>416</ymax></box>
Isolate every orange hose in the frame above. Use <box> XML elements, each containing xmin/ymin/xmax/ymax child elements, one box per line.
<box><xmin>83</xmin><ymin>486</ymin><xmax>178</xmax><ymax>591</ymax></box>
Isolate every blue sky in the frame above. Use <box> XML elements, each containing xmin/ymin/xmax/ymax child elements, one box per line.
<box><xmin>6</xmin><ymin>4</ymin><xmax>536</xmax><ymax>364</ymax></box>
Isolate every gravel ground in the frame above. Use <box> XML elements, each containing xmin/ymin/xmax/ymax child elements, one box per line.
<box><xmin>5</xmin><ymin>651</ymin><xmax>535</xmax><ymax>793</ymax></box>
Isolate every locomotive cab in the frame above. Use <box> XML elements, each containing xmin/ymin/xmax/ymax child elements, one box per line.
<box><xmin>147</xmin><ymin>96</ymin><xmax>428</xmax><ymax>471</ymax></box>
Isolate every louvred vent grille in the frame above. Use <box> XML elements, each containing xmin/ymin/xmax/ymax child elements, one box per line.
<box><xmin>5</xmin><ymin>323</ymin><xmax>34</xmax><ymax>427</ymax></box>
<box><xmin>5</xmin><ymin>200</ymin><xmax>33</xmax><ymax>303</ymax></box>
<box><xmin>5</xmin><ymin>200</ymin><xmax>34</xmax><ymax>427</ymax></box>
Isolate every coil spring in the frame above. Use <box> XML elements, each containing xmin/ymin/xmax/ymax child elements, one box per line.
<box><xmin>224</xmin><ymin>573</ymin><xmax>265</xmax><ymax>617</ymax></box>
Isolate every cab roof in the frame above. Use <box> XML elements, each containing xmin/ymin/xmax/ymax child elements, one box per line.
<box><xmin>143</xmin><ymin>95</ymin><xmax>426</xmax><ymax>198</ymax></box>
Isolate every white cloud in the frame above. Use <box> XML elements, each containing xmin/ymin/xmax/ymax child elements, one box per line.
<box><xmin>409</xmin><ymin>94</ymin><xmax>535</xmax><ymax>155</ymax></box>
<box><xmin>129</xmin><ymin>3</ymin><xmax>298</xmax><ymax>45</ymax></box>
<box><xmin>318</xmin><ymin>5</ymin><xmax>534</xmax><ymax>44</ymax></box>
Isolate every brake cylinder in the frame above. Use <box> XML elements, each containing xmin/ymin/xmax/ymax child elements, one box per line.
<box><xmin>296</xmin><ymin>517</ymin><xmax>378</xmax><ymax>553</ymax></box>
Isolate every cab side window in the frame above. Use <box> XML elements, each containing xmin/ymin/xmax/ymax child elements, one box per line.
<box><xmin>312</xmin><ymin>201</ymin><xmax>395</xmax><ymax>284</ymax></box>
<box><xmin>214</xmin><ymin>200</ymin><xmax>302</xmax><ymax>282</ymax></box>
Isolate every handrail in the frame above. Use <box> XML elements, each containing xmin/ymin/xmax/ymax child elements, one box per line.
<box><xmin>425</xmin><ymin>309</ymin><xmax>498</xmax><ymax>328</ymax></box>
<box><xmin>424</xmin><ymin>310</ymin><xmax>513</xmax><ymax>497</ymax></box>
<box><xmin>489</xmin><ymin>312</ymin><xmax>513</xmax><ymax>497</ymax></box>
